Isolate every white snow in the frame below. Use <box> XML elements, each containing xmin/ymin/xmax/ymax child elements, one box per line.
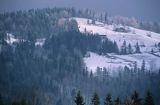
<box><xmin>35</xmin><ymin>38</ymin><xmax>46</xmax><ymax>46</ymax></box>
<box><xmin>154</xmin><ymin>52</ymin><xmax>160</xmax><ymax>56</ymax></box>
<box><xmin>73</xmin><ymin>17</ymin><xmax>160</xmax><ymax>73</ymax></box>
<box><xmin>84</xmin><ymin>52</ymin><xmax>160</xmax><ymax>73</ymax></box>
<box><xmin>84</xmin><ymin>52</ymin><xmax>130</xmax><ymax>73</ymax></box>
<box><xmin>6</xmin><ymin>33</ymin><xmax>19</xmax><ymax>44</ymax></box>
<box><xmin>6</xmin><ymin>33</ymin><xmax>46</xmax><ymax>47</ymax></box>
<box><xmin>73</xmin><ymin>17</ymin><xmax>160</xmax><ymax>52</ymax></box>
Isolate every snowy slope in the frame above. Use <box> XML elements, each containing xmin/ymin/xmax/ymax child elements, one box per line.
<box><xmin>73</xmin><ymin>17</ymin><xmax>160</xmax><ymax>73</ymax></box>
<box><xmin>73</xmin><ymin>17</ymin><xmax>160</xmax><ymax>52</ymax></box>
<box><xmin>84</xmin><ymin>52</ymin><xmax>160</xmax><ymax>73</ymax></box>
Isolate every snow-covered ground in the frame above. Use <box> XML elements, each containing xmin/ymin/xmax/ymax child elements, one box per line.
<box><xmin>73</xmin><ymin>17</ymin><xmax>160</xmax><ymax>73</ymax></box>
<box><xmin>6</xmin><ymin>33</ymin><xmax>19</xmax><ymax>44</ymax></box>
<box><xmin>84</xmin><ymin>52</ymin><xmax>160</xmax><ymax>73</ymax></box>
<box><xmin>35</xmin><ymin>38</ymin><xmax>46</xmax><ymax>46</ymax></box>
<box><xmin>153</xmin><ymin>52</ymin><xmax>160</xmax><ymax>56</ymax></box>
<box><xmin>73</xmin><ymin>17</ymin><xmax>160</xmax><ymax>52</ymax></box>
<box><xmin>6</xmin><ymin>33</ymin><xmax>46</xmax><ymax>46</ymax></box>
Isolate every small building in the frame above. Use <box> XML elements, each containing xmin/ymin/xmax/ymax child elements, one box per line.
<box><xmin>97</xmin><ymin>35</ymin><xmax>106</xmax><ymax>39</ymax></box>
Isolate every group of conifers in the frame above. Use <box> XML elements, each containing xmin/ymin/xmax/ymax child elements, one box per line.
<box><xmin>74</xmin><ymin>91</ymin><xmax>155</xmax><ymax>105</ymax></box>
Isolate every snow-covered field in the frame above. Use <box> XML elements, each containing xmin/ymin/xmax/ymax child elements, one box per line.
<box><xmin>73</xmin><ymin>17</ymin><xmax>160</xmax><ymax>73</ymax></box>
<box><xmin>73</xmin><ymin>17</ymin><xmax>160</xmax><ymax>52</ymax></box>
<box><xmin>84</xmin><ymin>52</ymin><xmax>160</xmax><ymax>73</ymax></box>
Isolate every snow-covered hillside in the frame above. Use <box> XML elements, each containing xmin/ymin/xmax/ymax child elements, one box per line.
<box><xmin>73</xmin><ymin>17</ymin><xmax>160</xmax><ymax>73</ymax></box>
<box><xmin>5</xmin><ymin>18</ymin><xmax>160</xmax><ymax>73</ymax></box>
<box><xmin>73</xmin><ymin>17</ymin><xmax>160</xmax><ymax>52</ymax></box>
<box><xmin>84</xmin><ymin>52</ymin><xmax>160</xmax><ymax>73</ymax></box>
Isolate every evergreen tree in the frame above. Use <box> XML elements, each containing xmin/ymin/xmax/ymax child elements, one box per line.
<box><xmin>20</xmin><ymin>99</ymin><xmax>27</xmax><ymax>105</ymax></box>
<box><xmin>144</xmin><ymin>91</ymin><xmax>154</xmax><ymax>105</ymax></box>
<box><xmin>87</xmin><ymin>19</ymin><xmax>90</xmax><ymax>24</ymax></box>
<box><xmin>135</xmin><ymin>42</ymin><xmax>141</xmax><ymax>53</ymax></box>
<box><xmin>74</xmin><ymin>91</ymin><xmax>85</xmax><ymax>105</ymax></box>
<box><xmin>128</xmin><ymin>43</ymin><xmax>133</xmax><ymax>54</ymax></box>
<box><xmin>141</xmin><ymin>60</ymin><xmax>145</xmax><ymax>72</ymax></box>
<box><xmin>158</xmin><ymin>42</ymin><xmax>160</xmax><ymax>51</ymax></box>
<box><xmin>121</xmin><ymin>40</ymin><xmax>127</xmax><ymax>54</ymax></box>
<box><xmin>102</xmin><ymin>67</ymin><xmax>107</xmax><ymax>81</ymax></box>
<box><xmin>56</xmin><ymin>99</ymin><xmax>63</xmax><ymax>105</ymax></box>
<box><xmin>134</xmin><ymin>62</ymin><xmax>138</xmax><ymax>73</ymax></box>
<box><xmin>0</xmin><ymin>31</ymin><xmax>7</xmax><ymax>46</ymax></box>
<box><xmin>84</xmin><ymin>28</ymin><xmax>87</xmax><ymax>33</ymax></box>
<box><xmin>114</xmin><ymin>97</ymin><xmax>121</xmax><ymax>105</ymax></box>
<box><xmin>113</xmin><ymin>41</ymin><xmax>119</xmax><ymax>54</ymax></box>
<box><xmin>124</xmin><ymin>98</ymin><xmax>131</xmax><ymax>105</ymax></box>
<box><xmin>104</xmin><ymin>94</ymin><xmax>112</xmax><ymax>105</ymax></box>
<box><xmin>92</xmin><ymin>19</ymin><xmax>96</xmax><ymax>24</ymax></box>
<box><xmin>0</xmin><ymin>94</ymin><xmax>4</xmax><ymax>105</ymax></box>
<box><xmin>91</xmin><ymin>93</ymin><xmax>100</xmax><ymax>105</ymax></box>
<box><xmin>100</xmin><ymin>14</ymin><xmax>103</xmax><ymax>22</ymax></box>
<box><xmin>90</xmin><ymin>71</ymin><xmax>93</xmax><ymax>80</ymax></box>
<box><xmin>104</xmin><ymin>13</ymin><xmax>108</xmax><ymax>24</ymax></box>
<box><xmin>158</xmin><ymin>69</ymin><xmax>160</xmax><ymax>76</ymax></box>
<box><xmin>131</xmin><ymin>91</ymin><xmax>142</xmax><ymax>105</ymax></box>
<box><xmin>96</xmin><ymin>67</ymin><xmax>102</xmax><ymax>80</ymax></box>
<box><xmin>151</xmin><ymin>49</ymin><xmax>154</xmax><ymax>54</ymax></box>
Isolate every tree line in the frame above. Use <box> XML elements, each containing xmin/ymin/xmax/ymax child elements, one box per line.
<box><xmin>75</xmin><ymin>90</ymin><xmax>154</xmax><ymax>105</ymax></box>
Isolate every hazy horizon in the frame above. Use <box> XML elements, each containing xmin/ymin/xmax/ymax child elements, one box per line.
<box><xmin>0</xmin><ymin>0</ymin><xmax>160</xmax><ymax>22</ymax></box>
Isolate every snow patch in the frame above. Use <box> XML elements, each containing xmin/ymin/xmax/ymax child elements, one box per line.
<box><xmin>35</xmin><ymin>38</ymin><xmax>46</xmax><ymax>46</ymax></box>
<box><xmin>6</xmin><ymin>33</ymin><xmax>19</xmax><ymax>44</ymax></box>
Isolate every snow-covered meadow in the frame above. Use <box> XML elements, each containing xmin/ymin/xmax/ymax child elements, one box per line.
<box><xmin>73</xmin><ymin>17</ymin><xmax>160</xmax><ymax>73</ymax></box>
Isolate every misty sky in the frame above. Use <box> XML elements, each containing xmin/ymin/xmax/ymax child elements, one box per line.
<box><xmin>0</xmin><ymin>0</ymin><xmax>160</xmax><ymax>22</ymax></box>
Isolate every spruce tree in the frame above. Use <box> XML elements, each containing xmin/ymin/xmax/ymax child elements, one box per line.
<box><xmin>92</xmin><ymin>19</ymin><xmax>96</xmax><ymax>24</ymax></box>
<box><xmin>131</xmin><ymin>91</ymin><xmax>142</xmax><ymax>105</ymax></box>
<box><xmin>121</xmin><ymin>40</ymin><xmax>127</xmax><ymax>54</ymax></box>
<box><xmin>0</xmin><ymin>94</ymin><xmax>4</xmax><ymax>105</ymax></box>
<box><xmin>87</xmin><ymin>19</ymin><xmax>90</xmax><ymax>24</ymax></box>
<box><xmin>100</xmin><ymin>14</ymin><xmax>103</xmax><ymax>22</ymax></box>
<box><xmin>104</xmin><ymin>13</ymin><xmax>108</xmax><ymax>24</ymax></box>
<box><xmin>114</xmin><ymin>97</ymin><xmax>121</xmax><ymax>105</ymax></box>
<box><xmin>134</xmin><ymin>62</ymin><xmax>138</xmax><ymax>73</ymax></box>
<box><xmin>144</xmin><ymin>91</ymin><xmax>154</xmax><ymax>105</ymax></box>
<box><xmin>158</xmin><ymin>42</ymin><xmax>160</xmax><ymax>51</ymax></box>
<box><xmin>90</xmin><ymin>71</ymin><xmax>93</xmax><ymax>80</ymax></box>
<box><xmin>128</xmin><ymin>43</ymin><xmax>133</xmax><ymax>54</ymax></box>
<box><xmin>113</xmin><ymin>41</ymin><xmax>119</xmax><ymax>54</ymax></box>
<box><xmin>102</xmin><ymin>67</ymin><xmax>107</xmax><ymax>82</ymax></box>
<box><xmin>104</xmin><ymin>94</ymin><xmax>112</xmax><ymax>105</ymax></box>
<box><xmin>135</xmin><ymin>42</ymin><xmax>141</xmax><ymax>53</ymax></box>
<box><xmin>124</xmin><ymin>98</ymin><xmax>131</xmax><ymax>105</ymax></box>
<box><xmin>74</xmin><ymin>91</ymin><xmax>85</xmax><ymax>105</ymax></box>
<box><xmin>20</xmin><ymin>99</ymin><xmax>27</xmax><ymax>105</ymax></box>
<box><xmin>84</xmin><ymin>28</ymin><xmax>87</xmax><ymax>33</ymax></box>
<box><xmin>151</xmin><ymin>49</ymin><xmax>154</xmax><ymax>54</ymax></box>
<box><xmin>91</xmin><ymin>93</ymin><xmax>100</xmax><ymax>105</ymax></box>
<box><xmin>141</xmin><ymin>60</ymin><xmax>145</xmax><ymax>72</ymax></box>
